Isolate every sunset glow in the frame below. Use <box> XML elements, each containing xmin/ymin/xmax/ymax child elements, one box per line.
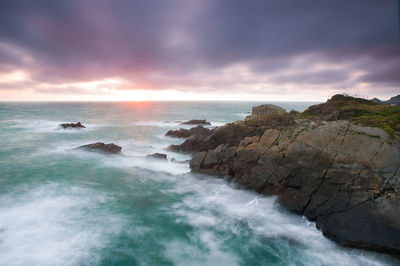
<box><xmin>0</xmin><ymin>1</ymin><xmax>398</xmax><ymax>101</ymax></box>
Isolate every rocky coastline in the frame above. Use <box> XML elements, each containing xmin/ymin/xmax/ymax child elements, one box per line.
<box><xmin>167</xmin><ymin>95</ymin><xmax>400</xmax><ymax>255</ymax></box>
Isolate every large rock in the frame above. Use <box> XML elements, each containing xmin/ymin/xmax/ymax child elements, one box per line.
<box><xmin>59</xmin><ymin>122</ymin><xmax>85</xmax><ymax>129</ymax></box>
<box><xmin>319</xmin><ymin>199</ymin><xmax>400</xmax><ymax>254</ymax></box>
<box><xmin>184</xmin><ymin>119</ymin><xmax>400</xmax><ymax>254</ymax></box>
<box><xmin>252</xmin><ymin>104</ymin><xmax>286</xmax><ymax>115</ymax></box>
<box><xmin>167</xmin><ymin>121</ymin><xmax>267</xmax><ymax>153</ymax></box>
<box><xmin>78</xmin><ymin>142</ymin><xmax>121</xmax><ymax>154</ymax></box>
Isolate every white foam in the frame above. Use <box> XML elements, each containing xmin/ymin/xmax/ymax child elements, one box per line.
<box><xmin>0</xmin><ymin>183</ymin><xmax>126</xmax><ymax>266</ymax></box>
<box><xmin>164</xmin><ymin>231</ymin><xmax>240</xmax><ymax>266</ymax></box>
<box><xmin>164</xmin><ymin>174</ymin><xmax>393</xmax><ymax>266</ymax></box>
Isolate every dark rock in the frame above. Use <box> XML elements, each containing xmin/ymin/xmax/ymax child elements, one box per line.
<box><xmin>181</xmin><ymin>118</ymin><xmax>400</xmax><ymax>254</ymax></box>
<box><xmin>60</xmin><ymin>122</ymin><xmax>85</xmax><ymax>129</ymax></box>
<box><xmin>165</xmin><ymin>125</ymin><xmax>211</xmax><ymax>138</ymax></box>
<box><xmin>78</xmin><ymin>142</ymin><xmax>121</xmax><ymax>154</ymax></box>
<box><xmin>319</xmin><ymin>199</ymin><xmax>400</xmax><ymax>254</ymax></box>
<box><xmin>180</xmin><ymin>119</ymin><xmax>211</xmax><ymax>125</ymax></box>
<box><xmin>146</xmin><ymin>153</ymin><xmax>167</xmax><ymax>160</ymax></box>
<box><xmin>166</xmin><ymin>96</ymin><xmax>400</xmax><ymax>255</ymax></box>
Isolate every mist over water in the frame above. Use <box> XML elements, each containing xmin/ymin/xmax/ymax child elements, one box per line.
<box><xmin>0</xmin><ymin>101</ymin><xmax>397</xmax><ymax>265</ymax></box>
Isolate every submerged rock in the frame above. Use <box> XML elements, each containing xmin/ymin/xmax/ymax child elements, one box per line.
<box><xmin>165</xmin><ymin>125</ymin><xmax>212</xmax><ymax>138</ymax></box>
<box><xmin>78</xmin><ymin>142</ymin><xmax>121</xmax><ymax>154</ymax></box>
<box><xmin>180</xmin><ymin>119</ymin><xmax>211</xmax><ymax>126</ymax></box>
<box><xmin>59</xmin><ymin>122</ymin><xmax>85</xmax><ymax>129</ymax></box>
<box><xmin>170</xmin><ymin>158</ymin><xmax>190</xmax><ymax>164</ymax></box>
<box><xmin>146</xmin><ymin>153</ymin><xmax>167</xmax><ymax>160</ymax></box>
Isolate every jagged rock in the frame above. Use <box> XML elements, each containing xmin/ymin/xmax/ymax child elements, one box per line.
<box><xmin>180</xmin><ymin>119</ymin><xmax>211</xmax><ymax>125</ymax></box>
<box><xmin>165</xmin><ymin>126</ymin><xmax>212</xmax><ymax>138</ymax></box>
<box><xmin>184</xmin><ymin>120</ymin><xmax>400</xmax><ymax>254</ymax></box>
<box><xmin>60</xmin><ymin>122</ymin><xmax>85</xmax><ymax>129</ymax></box>
<box><xmin>78</xmin><ymin>142</ymin><xmax>121</xmax><ymax>154</ymax></box>
<box><xmin>167</xmin><ymin>95</ymin><xmax>400</xmax><ymax>254</ymax></box>
<box><xmin>146</xmin><ymin>153</ymin><xmax>167</xmax><ymax>160</ymax></box>
<box><xmin>168</xmin><ymin>109</ymin><xmax>400</xmax><ymax>255</ymax></box>
<box><xmin>167</xmin><ymin>121</ymin><xmax>267</xmax><ymax>153</ymax></box>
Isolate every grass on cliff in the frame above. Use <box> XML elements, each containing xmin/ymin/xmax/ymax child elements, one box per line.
<box><xmin>350</xmin><ymin>105</ymin><xmax>400</xmax><ymax>138</ymax></box>
<box><xmin>303</xmin><ymin>95</ymin><xmax>400</xmax><ymax>138</ymax></box>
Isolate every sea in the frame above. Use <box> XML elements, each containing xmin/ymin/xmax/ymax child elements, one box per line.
<box><xmin>0</xmin><ymin>101</ymin><xmax>397</xmax><ymax>266</ymax></box>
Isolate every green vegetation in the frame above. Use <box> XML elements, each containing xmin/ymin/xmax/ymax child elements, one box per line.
<box><xmin>350</xmin><ymin>105</ymin><xmax>399</xmax><ymax>138</ymax></box>
<box><xmin>302</xmin><ymin>94</ymin><xmax>400</xmax><ymax>138</ymax></box>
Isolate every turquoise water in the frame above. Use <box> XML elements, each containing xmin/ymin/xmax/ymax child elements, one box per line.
<box><xmin>0</xmin><ymin>102</ymin><xmax>397</xmax><ymax>266</ymax></box>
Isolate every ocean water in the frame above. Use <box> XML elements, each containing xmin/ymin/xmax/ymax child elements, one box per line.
<box><xmin>0</xmin><ymin>101</ymin><xmax>397</xmax><ymax>266</ymax></box>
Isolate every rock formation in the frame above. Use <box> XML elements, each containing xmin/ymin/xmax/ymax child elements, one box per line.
<box><xmin>168</xmin><ymin>95</ymin><xmax>400</xmax><ymax>255</ymax></box>
<box><xmin>180</xmin><ymin>119</ymin><xmax>211</xmax><ymax>125</ymax></box>
<box><xmin>59</xmin><ymin>122</ymin><xmax>85</xmax><ymax>129</ymax></box>
<box><xmin>165</xmin><ymin>125</ymin><xmax>212</xmax><ymax>138</ymax></box>
<box><xmin>146</xmin><ymin>153</ymin><xmax>167</xmax><ymax>160</ymax></box>
<box><xmin>78</xmin><ymin>142</ymin><xmax>121</xmax><ymax>154</ymax></box>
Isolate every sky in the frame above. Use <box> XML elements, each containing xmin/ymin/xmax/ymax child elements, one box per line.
<box><xmin>0</xmin><ymin>0</ymin><xmax>399</xmax><ymax>101</ymax></box>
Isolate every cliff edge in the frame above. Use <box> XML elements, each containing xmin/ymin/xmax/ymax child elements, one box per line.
<box><xmin>168</xmin><ymin>95</ymin><xmax>400</xmax><ymax>255</ymax></box>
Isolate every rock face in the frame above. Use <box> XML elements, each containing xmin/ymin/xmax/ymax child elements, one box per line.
<box><xmin>78</xmin><ymin>142</ymin><xmax>121</xmax><ymax>154</ymax></box>
<box><xmin>60</xmin><ymin>122</ymin><xmax>85</xmax><ymax>129</ymax></box>
<box><xmin>165</xmin><ymin>126</ymin><xmax>212</xmax><ymax>138</ymax></box>
<box><xmin>180</xmin><ymin>119</ymin><xmax>211</xmax><ymax>125</ymax></box>
<box><xmin>169</xmin><ymin>97</ymin><xmax>400</xmax><ymax>255</ymax></box>
<box><xmin>146</xmin><ymin>153</ymin><xmax>167</xmax><ymax>160</ymax></box>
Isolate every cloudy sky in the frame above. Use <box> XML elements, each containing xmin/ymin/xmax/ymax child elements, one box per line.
<box><xmin>0</xmin><ymin>0</ymin><xmax>399</xmax><ymax>101</ymax></box>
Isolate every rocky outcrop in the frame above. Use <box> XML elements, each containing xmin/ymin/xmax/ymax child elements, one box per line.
<box><xmin>60</xmin><ymin>122</ymin><xmax>85</xmax><ymax>129</ymax></box>
<box><xmin>165</xmin><ymin>126</ymin><xmax>212</xmax><ymax>138</ymax></box>
<box><xmin>78</xmin><ymin>142</ymin><xmax>121</xmax><ymax>154</ymax></box>
<box><xmin>373</xmin><ymin>95</ymin><xmax>400</xmax><ymax>106</ymax></box>
<box><xmin>169</xmin><ymin>96</ymin><xmax>400</xmax><ymax>255</ymax></box>
<box><xmin>180</xmin><ymin>119</ymin><xmax>211</xmax><ymax>126</ymax></box>
<box><xmin>146</xmin><ymin>153</ymin><xmax>167</xmax><ymax>160</ymax></box>
<box><xmin>188</xmin><ymin>120</ymin><xmax>400</xmax><ymax>254</ymax></box>
<box><xmin>252</xmin><ymin>104</ymin><xmax>286</xmax><ymax>115</ymax></box>
<box><xmin>167</xmin><ymin>120</ymin><xmax>268</xmax><ymax>153</ymax></box>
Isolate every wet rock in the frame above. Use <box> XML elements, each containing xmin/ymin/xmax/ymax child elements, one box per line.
<box><xmin>146</xmin><ymin>153</ymin><xmax>167</xmax><ymax>160</ymax></box>
<box><xmin>59</xmin><ymin>122</ymin><xmax>85</xmax><ymax>129</ymax></box>
<box><xmin>319</xmin><ymin>199</ymin><xmax>400</xmax><ymax>254</ymax></box>
<box><xmin>181</xmin><ymin>119</ymin><xmax>400</xmax><ymax>254</ymax></box>
<box><xmin>166</xmin><ymin>96</ymin><xmax>400</xmax><ymax>255</ymax></box>
<box><xmin>180</xmin><ymin>119</ymin><xmax>211</xmax><ymax>125</ymax></box>
<box><xmin>165</xmin><ymin>126</ymin><xmax>212</xmax><ymax>138</ymax></box>
<box><xmin>78</xmin><ymin>142</ymin><xmax>121</xmax><ymax>154</ymax></box>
